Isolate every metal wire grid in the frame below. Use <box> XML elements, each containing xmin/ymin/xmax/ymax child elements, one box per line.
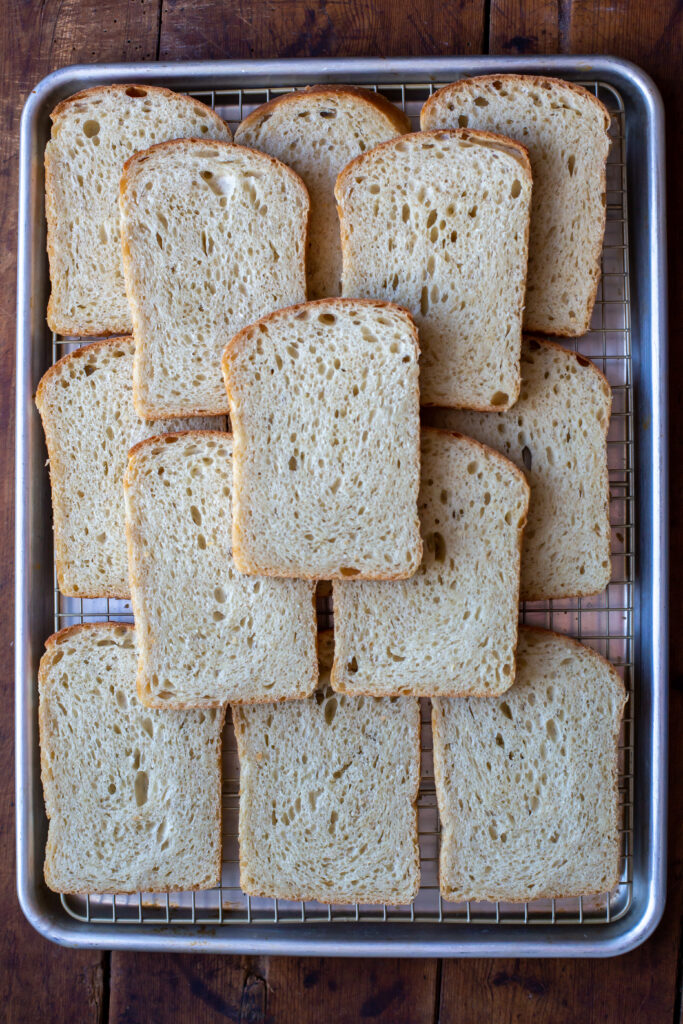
<box><xmin>54</xmin><ymin>78</ymin><xmax>634</xmax><ymax>928</ymax></box>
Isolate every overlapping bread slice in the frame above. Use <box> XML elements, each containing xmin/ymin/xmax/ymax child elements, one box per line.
<box><xmin>124</xmin><ymin>431</ymin><xmax>317</xmax><ymax>708</ymax></box>
<box><xmin>119</xmin><ymin>139</ymin><xmax>309</xmax><ymax>418</ymax></box>
<box><xmin>233</xmin><ymin>631</ymin><xmax>420</xmax><ymax>904</ymax></box>
<box><xmin>35</xmin><ymin>337</ymin><xmax>224</xmax><ymax>598</ymax></box>
<box><xmin>421</xmin><ymin>75</ymin><xmax>611</xmax><ymax>336</ymax></box>
<box><xmin>335</xmin><ymin>129</ymin><xmax>532</xmax><ymax>409</ymax></box>
<box><xmin>332</xmin><ymin>428</ymin><xmax>529</xmax><ymax>697</ymax></box>
<box><xmin>432</xmin><ymin>627</ymin><xmax>627</xmax><ymax>902</ymax></box>
<box><xmin>425</xmin><ymin>336</ymin><xmax>612</xmax><ymax>600</ymax></box>
<box><xmin>222</xmin><ymin>298</ymin><xmax>422</xmax><ymax>580</ymax></box>
<box><xmin>235</xmin><ymin>85</ymin><xmax>410</xmax><ymax>299</ymax></box>
<box><xmin>39</xmin><ymin>623</ymin><xmax>225</xmax><ymax>894</ymax></box>
<box><xmin>45</xmin><ymin>84</ymin><xmax>231</xmax><ymax>336</ymax></box>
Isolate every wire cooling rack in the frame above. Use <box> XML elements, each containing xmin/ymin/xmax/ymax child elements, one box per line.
<box><xmin>53</xmin><ymin>79</ymin><xmax>634</xmax><ymax>929</ymax></box>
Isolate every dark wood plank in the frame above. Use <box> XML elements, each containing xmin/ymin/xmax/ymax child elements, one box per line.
<box><xmin>109</xmin><ymin>954</ymin><xmax>438</xmax><ymax>1023</ymax></box>
<box><xmin>438</xmin><ymin>2</ymin><xmax>683</xmax><ymax>1020</ymax></box>
<box><xmin>489</xmin><ymin>0</ymin><xmax>559</xmax><ymax>55</ymax></box>
<box><xmin>1</xmin><ymin>2</ymin><xmax>161</xmax><ymax>1021</ymax></box>
<box><xmin>158</xmin><ymin>0</ymin><xmax>486</xmax><ymax>60</ymax></box>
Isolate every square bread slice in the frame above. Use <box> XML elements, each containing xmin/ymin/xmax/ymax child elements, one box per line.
<box><xmin>39</xmin><ymin>623</ymin><xmax>225</xmax><ymax>893</ymax></box>
<box><xmin>233</xmin><ymin>631</ymin><xmax>421</xmax><ymax>904</ymax></box>
<box><xmin>332</xmin><ymin>428</ymin><xmax>529</xmax><ymax>697</ymax></box>
<box><xmin>421</xmin><ymin>75</ymin><xmax>611</xmax><ymax>336</ymax></box>
<box><xmin>432</xmin><ymin>627</ymin><xmax>627</xmax><ymax>902</ymax></box>
<box><xmin>222</xmin><ymin>298</ymin><xmax>422</xmax><ymax>580</ymax></box>
<box><xmin>45</xmin><ymin>84</ymin><xmax>231</xmax><ymax>337</ymax></box>
<box><xmin>119</xmin><ymin>139</ymin><xmax>309</xmax><ymax>418</ymax></box>
<box><xmin>35</xmin><ymin>338</ymin><xmax>224</xmax><ymax>599</ymax></box>
<box><xmin>235</xmin><ymin>85</ymin><xmax>410</xmax><ymax>300</ymax></box>
<box><xmin>335</xmin><ymin>129</ymin><xmax>532</xmax><ymax>410</ymax></box>
<box><xmin>124</xmin><ymin>431</ymin><xmax>317</xmax><ymax>708</ymax></box>
<box><xmin>424</xmin><ymin>336</ymin><xmax>612</xmax><ymax>600</ymax></box>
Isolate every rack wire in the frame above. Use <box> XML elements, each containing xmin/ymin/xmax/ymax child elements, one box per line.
<box><xmin>55</xmin><ymin>78</ymin><xmax>634</xmax><ymax>928</ymax></box>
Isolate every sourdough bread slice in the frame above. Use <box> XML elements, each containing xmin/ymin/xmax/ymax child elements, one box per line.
<box><xmin>421</xmin><ymin>75</ymin><xmax>611</xmax><ymax>336</ymax></box>
<box><xmin>233</xmin><ymin>630</ymin><xmax>421</xmax><ymax>904</ymax></box>
<box><xmin>432</xmin><ymin>627</ymin><xmax>626</xmax><ymax>902</ymax></box>
<box><xmin>425</xmin><ymin>336</ymin><xmax>611</xmax><ymax>600</ymax></box>
<box><xmin>332</xmin><ymin>428</ymin><xmax>529</xmax><ymax>697</ymax></box>
<box><xmin>235</xmin><ymin>85</ymin><xmax>410</xmax><ymax>299</ymax></box>
<box><xmin>45</xmin><ymin>84</ymin><xmax>231</xmax><ymax>336</ymax></box>
<box><xmin>124</xmin><ymin>431</ymin><xmax>318</xmax><ymax>708</ymax></box>
<box><xmin>335</xmin><ymin>129</ymin><xmax>532</xmax><ymax>409</ymax></box>
<box><xmin>39</xmin><ymin>623</ymin><xmax>225</xmax><ymax>894</ymax></box>
<box><xmin>222</xmin><ymin>298</ymin><xmax>422</xmax><ymax>580</ymax></box>
<box><xmin>35</xmin><ymin>338</ymin><xmax>224</xmax><ymax>598</ymax></box>
<box><xmin>120</xmin><ymin>138</ymin><xmax>309</xmax><ymax>418</ymax></box>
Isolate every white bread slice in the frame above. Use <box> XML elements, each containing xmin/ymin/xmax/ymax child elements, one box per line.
<box><xmin>335</xmin><ymin>129</ymin><xmax>532</xmax><ymax>410</ymax></box>
<box><xmin>332</xmin><ymin>428</ymin><xmax>529</xmax><ymax>697</ymax></box>
<box><xmin>421</xmin><ymin>75</ymin><xmax>611</xmax><ymax>336</ymax></box>
<box><xmin>119</xmin><ymin>138</ymin><xmax>309</xmax><ymax>418</ymax></box>
<box><xmin>39</xmin><ymin>623</ymin><xmax>225</xmax><ymax>894</ymax></box>
<box><xmin>35</xmin><ymin>338</ymin><xmax>224</xmax><ymax>599</ymax></box>
<box><xmin>222</xmin><ymin>298</ymin><xmax>422</xmax><ymax>580</ymax></box>
<box><xmin>235</xmin><ymin>85</ymin><xmax>410</xmax><ymax>300</ymax></box>
<box><xmin>45</xmin><ymin>84</ymin><xmax>231</xmax><ymax>337</ymax></box>
<box><xmin>425</xmin><ymin>336</ymin><xmax>611</xmax><ymax>600</ymax></box>
<box><xmin>233</xmin><ymin>631</ymin><xmax>420</xmax><ymax>904</ymax></box>
<box><xmin>124</xmin><ymin>431</ymin><xmax>317</xmax><ymax>708</ymax></box>
<box><xmin>432</xmin><ymin>627</ymin><xmax>626</xmax><ymax>902</ymax></box>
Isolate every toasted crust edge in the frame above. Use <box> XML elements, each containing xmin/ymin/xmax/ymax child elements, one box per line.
<box><xmin>222</xmin><ymin>297</ymin><xmax>423</xmax><ymax>581</ymax></box>
<box><xmin>433</xmin><ymin>625</ymin><xmax>627</xmax><ymax>902</ymax></box>
<box><xmin>235</xmin><ymin>83</ymin><xmax>411</xmax><ymax>140</ymax></box>
<box><xmin>232</xmin><ymin>663</ymin><xmax>421</xmax><ymax>905</ymax></box>
<box><xmin>330</xmin><ymin>427</ymin><xmax>529</xmax><ymax>697</ymax></box>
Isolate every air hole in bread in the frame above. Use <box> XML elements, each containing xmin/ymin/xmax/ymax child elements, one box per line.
<box><xmin>82</xmin><ymin>119</ymin><xmax>100</xmax><ymax>138</ymax></box>
<box><xmin>490</xmin><ymin>391</ymin><xmax>509</xmax><ymax>407</ymax></box>
<box><xmin>125</xmin><ymin>86</ymin><xmax>148</xmax><ymax>98</ymax></box>
<box><xmin>134</xmin><ymin>770</ymin><xmax>149</xmax><ymax>806</ymax></box>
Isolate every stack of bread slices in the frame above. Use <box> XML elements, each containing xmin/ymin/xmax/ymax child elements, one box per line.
<box><xmin>36</xmin><ymin>77</ymin><xmax>626</xmax><ymax>907</ymax></box>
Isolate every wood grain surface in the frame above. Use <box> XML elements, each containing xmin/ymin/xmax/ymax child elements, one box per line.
<box><xmin>2</xmin><ymin>1</ymin><xmax>680</xmax><ymax>1021</ymax></box>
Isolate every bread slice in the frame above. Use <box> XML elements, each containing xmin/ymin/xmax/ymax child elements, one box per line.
<box><xmin>45</xmin><ymin>84</ymin><xmax>231</xmax><ymax>337</ymax></box>
<box><xmin>35</xmin><ymin>338</ymin><xmax>224</xmax><ymax>598</ymax></box>
<box><xmin>235</xmin><ymin>85</ymin><xmax>410</xmax><ymax>300</ymax></box>
<box><xmin>233</xmin><ymin>631</ymin><xmax>420</xmax><ymax>904</ymax></box>
<box><xmin>335</xmin><ymin>129</ymin><xmax>532</xmax><ymax>410</ymax></box>
<box><xmin>124</xmin><ymin>431</ymin><xmax>318</xmax><ymax>708</ymax></box>
<box><xmin>432</xmin><ymin>627</ymin><xmax>627</xmax><ymax>903</ymax></box>
<box><xmin>332</xmin><ymin>428</ymin><xmax>529</xmax><ymax>697</ymax></box>
<box><xmin>119</xmin><ymin>138</ymin><xmax>309</xmax><ymax>418</ymax></box>
<box><xmin>39</xmin><ymin>623</ymin><xmax>225</xmax><ymax>894</ymax></box>
<box><xmin>222</xmin><ymin>298</ymin><xmax>422</xmax><ymax>580</ymax></box>
<box><xmin>421</xmin><ymin>76</ymin><xmax>611</xmax><ymax>336</ymax></box>
<box><xmin>425</xmin><ymin>336</ymin><xmax>611</xmax><ymax>600</ymax></box>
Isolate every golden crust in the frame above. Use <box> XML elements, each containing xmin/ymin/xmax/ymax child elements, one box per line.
<box><xmin>235</xmin><ymin>82</ymin><xmax>411</xmax><ymax>139</ymax></box>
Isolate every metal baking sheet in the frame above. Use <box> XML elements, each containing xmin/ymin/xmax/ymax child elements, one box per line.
<box><xmin>15</xmin><ymin>55</ymin><xmax>668</xmax><ymax>957</ymax></box>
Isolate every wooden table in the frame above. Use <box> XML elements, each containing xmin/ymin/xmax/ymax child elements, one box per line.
<box><xmin>2</xmin><ymin>2</ymin><xmax>680</xmax><ymax>1021</ymax></box>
